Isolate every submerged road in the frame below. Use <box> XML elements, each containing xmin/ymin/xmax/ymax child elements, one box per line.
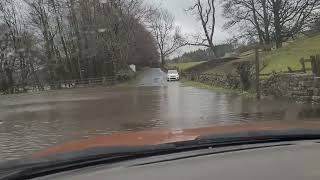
<box><xmin>1</xmin><ymin>68</ymin><xmax>320</xmax><ymax>160</ymax></box>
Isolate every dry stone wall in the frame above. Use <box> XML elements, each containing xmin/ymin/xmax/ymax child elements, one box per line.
<box><xmin>262</xmin><ymin>73</ymin><xmax>320</xmax><ymax>103</ymax></box>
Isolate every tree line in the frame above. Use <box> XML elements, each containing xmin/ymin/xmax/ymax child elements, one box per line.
<box><xmin>0</xmin><ymin>0</ymin><xmax>159</xmax><ymax>94</ymax></box>
<box><xmin>169</xmin><ymin>0</ymin><xmax>320</xmax><ymax>64</ymax></box>
<box><xmin>222</xmin><ymin>0</ymin><xmax>320</xmax><ymax>48</ymax></box>
<box><xmin>171</xmin><ymin>44</ymin><xmax>234</xmax><ymax>63</ymax></box>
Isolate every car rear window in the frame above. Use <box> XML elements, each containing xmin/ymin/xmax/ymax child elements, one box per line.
<box><xmin>168</xmin><ymin>70</ymin><xmax>178</xmax><ymax>73</ymax></box>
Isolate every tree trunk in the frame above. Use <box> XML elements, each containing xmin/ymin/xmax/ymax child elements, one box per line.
<box><xmin>69</xmin><ymin>0</ymin><xmax>83</xmax><ymax>80</ymax></box>
<box><xmin>4</xmin><ymin>67</ymin><xmax>14</xmax><ymax>94</ymax></box>
<box><xmin>209</xmin><ymin>46</ymin><xmax>217</xmax><ymax>59</ymax></box>
<box><xmin>262</xmin><ymin>0</ymin><xmax>271</xmax><ymax>48</ymax></box>
<box><xmin>51</xmin><ymin>0</ymin><xmax>73</xmax><ymax>78</ymax></box>
<box><xmin>251</xmin><ymin>0</ymin><xmax>264</xmax><ymax>45</ymax></box>
<box><xmin>160</xmin><ymin>52</ymin><xmax>165</xmax><ymax>67</ymax></box>
<box><xmin>30</xmin><ymin>63</ymin><xmax>44</xmax><ymax>91</ymax></box>
<box><xmin>272</xmin><ymin>0</ymin><xmax>282</xmax><ymax>48</ymax></box>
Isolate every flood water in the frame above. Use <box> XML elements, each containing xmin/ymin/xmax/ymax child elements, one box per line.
<box><xmin>1</xmin><ymin>68</ymin><xmax>320</xmax><ymax>160</ymax></box>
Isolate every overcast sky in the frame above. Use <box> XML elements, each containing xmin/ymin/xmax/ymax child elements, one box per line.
<box><xmin>149</xmin><ymin>0</ymin><xmax>230</xmax><ymax>56</ymax></box>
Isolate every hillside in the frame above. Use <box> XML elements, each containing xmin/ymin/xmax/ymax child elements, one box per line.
<box><xmin>204</xmin><ymin>34</ymin><xmax>320</xmax><ymax>75</ymax></box>
<box><xmin>261</xmin><ymin>35</ymin><xmax>320</xmax><ymax>74</ymax></box>
<box><xmin>167</xmin><ymin>61</ymin><xmax>206</xmax><ymax>71</ymax></box>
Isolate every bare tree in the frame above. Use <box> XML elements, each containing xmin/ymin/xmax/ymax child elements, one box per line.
<box><xmin>149</xmin><ymin>8</ymin><xmax>186</xmax><ymax>66</ymax></box>
<box><xmin>0</xmin><ymin>0</ymin><xmax>17</xmax><ymax>93</ymax></box>
<box><xmin>128</xmin><ymin>21</ymin><xmax>159</xmax><ymax>66</ymax></box>
<box><xmin>270</xmin><ymin>0</ymin><xmax>320</xmax><ymax>48</ymax></box>
<box><xmin>0</xmin><ymin>0</ymin><xmax>45</xmax><ymax>93</ymax></box>
<box><xmin>0</xmin><ymin>0</ymin><xmax>161</xmax><ymax>93</ymax></box>
<box><xmin>25</xmin><ymin>0</ymin><xmax>60</xmax><ymax>82</ymax></box>
<box><xmin>222</xmin><ymin>0</ymin><xmax>272</xmax><ymax>47</ymax></box>
<box><xmin>309</xmin><ymin>12</ymin><xmax>320</xmax><ymax>32</ymax></box>
<box><xmin>223</xmin><ymin>0</ymin><xmax>320</xmax><ymax>49</ymax></box>
<box><xmin>187</xmin><ymin>0</ymin><xmax>216</xmax><ymax>54</ymax></box>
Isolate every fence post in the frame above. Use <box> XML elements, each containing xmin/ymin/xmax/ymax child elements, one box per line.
<box><xmin>311</xmin><ymin>56</ymin><xmax>316</xmax><ymax>75</ymax></box>
<box><xmin>255</xmin><ymin>48</ymin><xmax>261</xmax><ymax>100</ymax></box>
<box><xmin>316</xmin><ymin>55</ymin><xmax>320</xmax><ymax>76</ymax></box>
<box><xmin>300</xmin><ymin>58</ymin><xmax>306</xmax><ymax>73</ymax></box>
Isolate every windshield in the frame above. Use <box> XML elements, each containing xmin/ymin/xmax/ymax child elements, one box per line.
<box><xmin>168</xmin><ymin>70</ymin><xmax>178</xmax><ymax>74</ymax></box>
<box><xmin>1</xmin><ymin>0</ymin><xmax>320</xmax><ymax>164</ymax></box>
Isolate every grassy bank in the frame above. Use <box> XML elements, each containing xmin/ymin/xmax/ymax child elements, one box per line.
<box><xmin>205</xmin><ymin>34</ymin><xmax>320</xmax><ymax>75</ymax></box>
<box><xmin>261</xmin><ymin>35</ymin><xmax>320</xmax><ymax>74</ymax></box>
<box><xmin>181</xmin><ymin>79</ymin><xmax>256</xmax><ymax>98</ymax></box>
<box><xmin>172</xmin><ymin>35</ymin><xmax>320</xmax><ymax>98</ymax></box>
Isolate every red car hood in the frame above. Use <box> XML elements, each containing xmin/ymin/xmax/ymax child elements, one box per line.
<box><xmin>35</xmin><ymin>121</ymin><xmax>320</xmax><ymax>157</ymax></box>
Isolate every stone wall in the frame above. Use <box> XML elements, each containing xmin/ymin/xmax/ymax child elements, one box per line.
<box><xmin>261</xmin><ymin>73</ymin><xmax>320</xmax><ymax>103</ymax></box>
<box><xmin>184</xmin><ymin>72</ymin><xmax>320</xmax><ymax>104</ymax></box>
<box><xmin>184</xmin><ymin>73</ymin><xmax>242</xmax><ymax>89</ymax></box>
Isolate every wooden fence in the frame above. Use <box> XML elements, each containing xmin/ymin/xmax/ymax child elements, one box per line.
<box><xmin>4</xmin><ymin>77</ymin><xmax>116</xmax><ymax>94</ymax></box>
<box><xmin>259</xmin><ymin>54</ymin><xmax>320</xmax><ymax>77</ymax></box>
<box><xmin>301</xmin><ymin>55</ymin><xmax>320</xmax><ymax>76</ymax></box>
<box><xmin>49</xmin><ymin>77</ymin><xmax>116</xmax><ymax>89</ymax></box>
<box><xmin>296</xmin><ymin>55</ymin><xmax>320</xmax><ymax>75</ymax></box>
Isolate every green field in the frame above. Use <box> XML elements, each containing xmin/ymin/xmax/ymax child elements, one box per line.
<box><xmin>167</xmin><ymin>61</ymin><xmax>206</xmax><ymax>71</ymax></box>
<box><xmin>260</xmin><ymin>35</ymin><xmax>320</xmax><ymax>74</ymax></box>
<box><xmin>205</xmin><ymin>34</ymin><xmax>320</xmax><ymax>75</ymax></box>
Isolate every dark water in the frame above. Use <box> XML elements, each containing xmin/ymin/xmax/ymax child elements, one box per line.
<box><xmin>1</xmin><ymin>68</ymin><xmax>320</xmax><ymax>160</ymax></box>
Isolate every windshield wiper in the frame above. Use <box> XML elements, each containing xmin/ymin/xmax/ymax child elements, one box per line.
<box><xmin>175</xmin><ymin>129</ymin><xmax>320</xmax><ymax>148</ymax></box>
<box><xmin>0</xmin><ymin>144</ymin><xmax>177</xmax><ymax>180</ymax></box>
<box><xmin>2</xmin><ymin>129</ymin><xmax>320</xmax><ymax>180</ymax></box>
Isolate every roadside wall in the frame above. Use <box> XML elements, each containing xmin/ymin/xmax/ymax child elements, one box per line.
<box><xmin>185</xmin><ymin>72</ymin><xmax>320</xmax><ymax>104</ymax></box>
<box><xmin>261</xmin><ymin>73</ymin><xmax>320</xmax><ymax>103</ymax></box>
<box><xmin>184</xmin><ymin>73</ymin><xmax>242</xmax><ymax>89</ymax></box>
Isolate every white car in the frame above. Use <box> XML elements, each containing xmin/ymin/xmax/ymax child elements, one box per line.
<box><xmin>167</xmin><ymin>70</ymin><xmax>180</xmax><ymax>81</ymax></box>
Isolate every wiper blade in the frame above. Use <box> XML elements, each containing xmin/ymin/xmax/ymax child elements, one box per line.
<box><xmin>187</xmin><ymin>129</ymin><xmax>320</xmax><ymax>147</ymax></box>
<box><xmin>2</xmin><ymin>129</ymin><xmax>320</xmax><ymax>180</ymax></box>
<box><xmin>1</xmin><ymin>144</ymin><xmax>176</xmax><ymax>180</ymax></box>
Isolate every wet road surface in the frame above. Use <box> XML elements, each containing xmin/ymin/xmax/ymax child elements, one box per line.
<box><xmin>1</xmin><ymin>68</ymin><xmax>320</xmax><ymax>160</ymax></box>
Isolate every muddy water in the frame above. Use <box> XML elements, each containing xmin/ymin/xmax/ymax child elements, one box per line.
<box><xmin>1</xmin><ymin>68</ymin><xmax>320</xmax><ymax>160</ymax></box>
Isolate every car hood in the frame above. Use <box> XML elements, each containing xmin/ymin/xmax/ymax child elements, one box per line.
<box><xmin>34</xmin><ymin>121</ymin><xmax>320</xmax><ymax>157</ymax></box>
<box><xmin>2</xmin><ymin>122</ymin><xmax>320</xmax><ymax>180</ymax></box>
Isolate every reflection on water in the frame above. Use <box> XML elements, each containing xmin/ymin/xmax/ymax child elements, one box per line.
<box><xmin>0</xmin><ymin>68</ymin><xmax>320</xmax><ymax>160</ymax></box>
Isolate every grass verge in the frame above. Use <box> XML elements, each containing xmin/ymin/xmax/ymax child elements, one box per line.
<box><xmin>181</xmin><ymin>79</ymin><xmax>256</xmax><ymax>98</ymax></box>
<box><xmin>205</xmin><ymin>34</ymin><xmax>320</xmax><ymax>75</ymax></box>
